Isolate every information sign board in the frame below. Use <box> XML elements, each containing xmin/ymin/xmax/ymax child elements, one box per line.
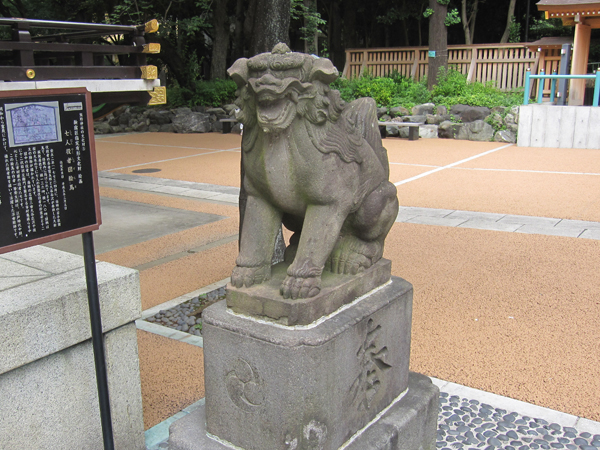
<box><xmin>0</xmin><ymin>88</ymin><xmax>101</xmax><ymax>254</ymax></box>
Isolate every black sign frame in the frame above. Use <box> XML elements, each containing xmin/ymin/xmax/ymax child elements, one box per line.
<box><xmin>0</xmin><ymin>87</ymin><xmax>101</xmax><ymax>254</ymax></box>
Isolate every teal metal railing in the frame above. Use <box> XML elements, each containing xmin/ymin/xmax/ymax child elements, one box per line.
<box><xmin>523</xmin><ymin>69</ymin><xmax>600</xmax><ymax>106</ymax></box>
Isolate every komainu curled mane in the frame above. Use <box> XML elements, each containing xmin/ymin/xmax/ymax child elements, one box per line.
<box><xmin>228</xmin><ymin>43</ymin><xmax>399</xmax><ymax>300</ymax></box>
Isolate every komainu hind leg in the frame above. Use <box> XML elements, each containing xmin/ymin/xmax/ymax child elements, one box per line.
<box><xmin>326</xmin><ymin>181</ymin><xmax>398</xmax><ymax>275</ymax></box>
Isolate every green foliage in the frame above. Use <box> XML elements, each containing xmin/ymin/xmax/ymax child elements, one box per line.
<box><xmin>331</xmin><ymin>69</ymin><xmax>523</xmax><ymax>111</ymax></box>
<box><xmin>528</xmin><ymin>17</ymin><xmax>572</xmax><ymax>40</ymax></box>
<box><xmin>167</xmin><ymin>79</ymin><xmax>237</xmax><ymax>107</ymax></box>
<box><xmin>353</xmin><ymin>76</ymin><xmax>397</xmax><ymax>106</ymax></box>
<box><xmin>430</xmin><ymin>68</ymin><xmax>523</xmax><ymax>108</ymax></box>
<box><xmin>423</xmin><ymin>8</ymin><xmax>434</xmax><ymax>18</ymax></box>
<box><xmin>436</xmin><ymin>0</ymin><xmax>451</xmax><ymax>5</ymax></box>
<box><xmin>445</xmin><ymin>8</ymin><xmax>461</xmax><ymax>26</ymax></box>
<box><xmin>508</xmin><ymin>16</ymin><xmax>521</xmax><ymax>43</ymax></box>
<box><xmin>291</xmin><ymin>0</ymin><xmax>326</xmax><ymax>54</ymax></box>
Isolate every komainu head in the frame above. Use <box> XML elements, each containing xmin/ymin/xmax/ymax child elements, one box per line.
<box><xmin>227</xmin><ymin>43</ymin><xmax>345</xmax><ymax>133</ymax></box>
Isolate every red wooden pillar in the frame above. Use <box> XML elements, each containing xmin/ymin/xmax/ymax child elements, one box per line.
<box><xmin>569</xmin><ymin>19</ymin><xmax>591</xmax><ymax>105</ymax></box>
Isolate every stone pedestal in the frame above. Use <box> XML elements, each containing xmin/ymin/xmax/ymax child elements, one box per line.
<box><xmin>169</xmin><ymin>274</ymin><xmax>439</xmax><ymax>450</ymax></box>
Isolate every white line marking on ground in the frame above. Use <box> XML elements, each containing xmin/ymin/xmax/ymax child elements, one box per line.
<box><xmin>393</xmin><ymin>143</ymin><xmax>514</xmax><ymax>186</ymax></box>
<box><xmin>389</xmin><ymin>162</ymin><xmax>441</xmax><ymax>168</ymax></box>
<box><xmin>104</xmin><ymin>149</ymin><xmax>237</xmax><ymax>171</ymax></box>
<box><xmin>454</xmin><ymin>167</ymin><xmax>600</xmax><ymax>176</ymax></box>
<box><xmin>99</xmin><ymin>140</ymin><xmax>241</xmax><ymax>152</ymax></box>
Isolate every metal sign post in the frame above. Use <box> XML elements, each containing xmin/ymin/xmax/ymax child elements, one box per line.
<box><xmin>0</xmin><ymin>88</ymin><xmax>112</xmax><ymax>449</ymax></box>
<box><xmin>83</xmin><ymin>231</ymin><xmax>115</xmax><ymax>450</ymax></box>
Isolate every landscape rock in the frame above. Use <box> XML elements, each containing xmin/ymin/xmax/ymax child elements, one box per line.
<box><xmin>206</xmin><ymin>107</ymin><xmax>226</xmax><ymax>116</ymax></box>
<box><xmin>118</xmin><ymin>112</ymin><xmax>132</xmax><ymax>126</ymax></box>
<box><xmin>159</xmin><ymin>123</ymin><xmax>175</xmax><ymax>133</ymax></box>
<box><xmin>376</xmin><ymin>107</ymin><xmax>388</xmax><ymax>118</ymax></box>
<box><xmin>457</xmin><ymin>120</ymin><xmax>494</xmax><ymax>141</ymax></box>
<box><xmin>148</xmin><ymin>109</ymin><xmax>174</xmax><ymax>125</ymax></box>
<box><xmin>419</xmin><ymin>124</ymin><xmax>438</xmax><ymax>138</ymax></box>
<box><xmin>426</xmin><ymin>114</ymin><xmax>451</xmax><ymax>125</ymax></box>
<box><xmin>450</xmin><ymin>104</ymin><xmax>491</xmax><ymax>122</ymax></box>
<box><xmin>412</xmin><ymin>103</ymin><xmax>435</xmax><ymax>116</ymax></box>
<box><xmin>504</xmin><ymin>113</ymin><xmax>517</xmax><ymax>125</ymax></box>
<box><xmin>211</xmin><ymin>121</ymin><xmax>223</xmax><ymax>132</ymax></box>
<box><xmin>148</xmin><ymin>124</ymin><xmax>160</xmax><ymax>132</ymax></box>
<box><xmin>494</xmin><ymin>129</ymin><xmax>517</xmax><ymax>143</ymax></box>
<box><xmin>385</xmin><ymin>125</ymin><xmax>400</xmax><ymax>137</ymax></box>
<box><xmin>489</xmin><ymin>113</ymin><xmax>504</xmax><ymax>129</ymax></box>
<box><xmin>380</xmin><ymin>114</ymin><xmax>392</xmax><ymax>122</ymax></box>
<box><xmin>172</xmin><ymin>112</ymin><xmax>211</xmax><ymax>133</ymax></box>
<box><xmin>403</xmin><ymin>115</ymin><xmax>427</xmax><ymax>123</ymax></box>
<box><xmin>94</xmin><ymin>121</ymin><xmax>112</xmax><ymax>135</ymax></box>
<box><xmin>438</xmin><ymin>121</ymin><xmax>463</xmax><ymax>139</ymax></box>
<box><xmin>390</xmin><ymin>106</ymin><xmax>410</xmax><ymax>117</ymax></box>
<box><xmin>223</xmin><ymin>104</ymin><xmax>237</xmax><ymax>114</ymax></box>
<box><xmin>436</xmin><ymin>105</ymin><xmax>448</xmax><ymax>115</ymax></box>
<box><xmin>232</xmin><ymin>123</ymin><xmax>243</xmax><ymax>134</ymax></box>
<box><xmin>491</xmin><ymin>106</ymin><xmax>507</xmax><ymax>115</ymax></box>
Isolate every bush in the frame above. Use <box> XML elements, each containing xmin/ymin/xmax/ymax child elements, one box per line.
<box><xmin>430</xmin><ymin>68</ymin><xmax>523</xmax><ymax>108</ymax></box>
<box><xmin>330</xmin><ymin>68</ymin><xmax>523</xmax><ymax>111</ymax></box>
<box><xmin>167</xmin><ymin>79</ymin><xmax>237</xmax><ymax>108</ymax></box>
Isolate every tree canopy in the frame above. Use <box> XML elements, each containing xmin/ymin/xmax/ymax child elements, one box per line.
<box><xmin>0</xmin><ymin>0</ymin><xmax>563</xmax><ymax>87</ymax></box>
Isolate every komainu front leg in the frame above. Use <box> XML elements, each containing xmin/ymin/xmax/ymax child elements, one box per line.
<box><xmin>281</xmin><ymin>204</ymin><xmax>348</xmax><ymax>299</ymax></box>
<box><xmin>231</xmin><ymin>195</ymin><xmax>281</xmax><ymax>288</ymax></box>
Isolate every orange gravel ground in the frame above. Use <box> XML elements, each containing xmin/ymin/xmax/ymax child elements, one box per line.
<box><xmin>94</xmin><ymin>133</ymin><xmax>600</xmax><ymax>428</ymax></box>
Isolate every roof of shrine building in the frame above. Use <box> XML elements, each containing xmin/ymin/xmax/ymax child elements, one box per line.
<box><xmin>537</xmin><ymin>0</ymin><xmax>600</xmax><ymax>26</ymax></box>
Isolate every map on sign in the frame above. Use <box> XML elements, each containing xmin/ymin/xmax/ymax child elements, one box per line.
<box><xmin>5</xmin><ymin>101</ymin><xmax>62</xmax><ymax>147</ymax></box>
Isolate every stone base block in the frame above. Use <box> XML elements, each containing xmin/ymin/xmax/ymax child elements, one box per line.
<box><xmin>201</xmin><ymin>277</ymin><xmax>413</xmax><ymax>450</ymax></box>
<box><xmin>168</xmin><ymin>372</ymin><xmax>439</xmax><ymax>450</ymax></box>
<box><xmin>226</xmin><ymin>259</ymin><xmax>392</xmax><ymax>326</ymax></box>
<box><xmin>0</xmin><ymin>246</ymin><xmax>144</xmax><ymax>450</ymax></box>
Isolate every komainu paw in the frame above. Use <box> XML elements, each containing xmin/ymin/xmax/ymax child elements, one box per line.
<box><xmin>231</xmin><ymin>265</ymin><xmax>271</xmax><ymax>288</ymax></box>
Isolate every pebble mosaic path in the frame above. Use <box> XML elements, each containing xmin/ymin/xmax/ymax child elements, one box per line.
<box><xmin>436</xmin><ymin>392</ymin><xmax>600</xmax><ymax>450</ymax></box>
<box><xmin>145</xmin><ymin>387</ymin><xmax>600</xmax><ymax>450</ymax></box>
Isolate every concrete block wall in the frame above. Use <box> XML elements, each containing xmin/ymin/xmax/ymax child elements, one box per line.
<box><xmin>518</xmin><ymin>105</ymin><xmax>600</xmax><ymax>149</ymax></box>
<box><xmin>0</xmin><ymin>246</ymin><xmax>145</xmax><ymax>450</ymax></box>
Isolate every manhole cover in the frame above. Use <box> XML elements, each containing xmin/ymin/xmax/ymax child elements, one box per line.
<box><xmin>132</xmin><ymin>168</ymin><xmax>162</xmax><ymax>173</ymax></box>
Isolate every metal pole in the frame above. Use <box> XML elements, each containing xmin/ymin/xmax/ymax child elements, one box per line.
<box><xmin>82</xmin><ymin>231</ymin><xmax>115</xmax><ymax>450</ymax></box>
<box><xmin>524</xmin><ymin>69</ymin><xmax>531</xmax><ymax>105</ymax></box>
<box><xmin>538</xmin><ymin>69</ymin><xmax>545</xmax><ymax>103</ymax></box>
<box><xmin>550</xmin><ymin>71</ymin><xmax>557</xmax><ymax>103</ymax></box>
<box><xmin>594</xmin><ymin>70</ymin><xmax>600</xmax><ymax>107</ymax></box>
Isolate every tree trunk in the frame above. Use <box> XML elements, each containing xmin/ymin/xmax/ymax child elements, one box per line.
<box><xmin>461</xmin><ymin>0</ymin><xmax>479</xmax><ymax>45</ymax></box>
<box><xmin>210</xmin><ymin>0</ymin><xmax>230</xmax><ymax>79</ymax></box>
<box><xmin>250</xmin><ymin>0</ymin><xmax>291</xmax><ymax>55</ymax></box>
<box><xmin>427</xmin><ymin>0</ymin><xmax>448</xmax><ymax>90</ymax></box>
<box><xmin>461</xmin><ymin>0</ymin><xmax>472</xmax><ymax>45</ymax></box>
<box><xmin>231</xmin><ymin>0</ymin><xmax>245</xmax><ymax>60</ymax></box>
<box><xmin>500</xmin><ymin>0</ymin><xmax>517</xmax><ymax>43</ymax></box>
<box><xmin>330</xmin><ymin>0</ymin><xmax>344</xmax><ymax>71</ymax></box>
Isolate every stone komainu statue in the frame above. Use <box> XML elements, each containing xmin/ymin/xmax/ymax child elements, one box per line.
<box><xmin>228</xmin><ymin>43</ymin><xmax>399</xmax><ymax>300</ymax></box>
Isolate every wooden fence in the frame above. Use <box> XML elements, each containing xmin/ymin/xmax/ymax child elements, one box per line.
<box><xmin>343</xmin><ymin>44</ymin><xmax>540</xmax><ymax>91</ymax></box>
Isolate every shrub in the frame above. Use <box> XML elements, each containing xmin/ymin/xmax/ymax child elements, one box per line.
<box><xmin>430</xmin><ymin>68</ymin><xmax>523</xmax><ymax>108</ymax></box>
<box><xmin>167</xmin><ymin>79</ymin><xmax>237</xmax><ymax>108</ymax></box>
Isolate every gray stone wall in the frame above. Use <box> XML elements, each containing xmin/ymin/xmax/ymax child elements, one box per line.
<box><xmin>0</xmin><ymin>246</ymin><xmax>145</xmax><ymax>450</ymax></box>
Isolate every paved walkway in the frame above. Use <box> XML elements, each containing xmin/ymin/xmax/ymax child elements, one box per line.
<box><xmin>79</xmin><ymin>133</ymin><xmax>600</xmax><ymax>445</ymax></box>
<box><xmin>100</xmin><ymin>171</ymin><xmax>600</xmax><ymax>240</ymax></box>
